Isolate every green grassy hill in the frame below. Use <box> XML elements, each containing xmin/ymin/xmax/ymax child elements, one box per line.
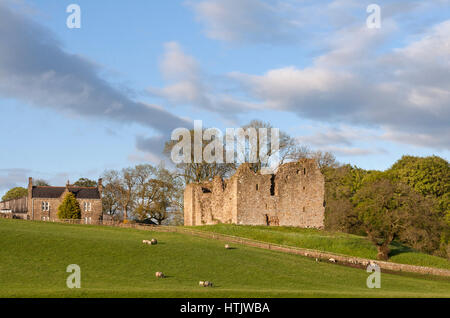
<box><xmin>0</xmin><ymin>219</ymin><xmax>449</xmax><ymax>298</ymax></box>
<box><xmin>193</xmin><ymin>224</ymin><xmax>450</xmax><ymax>270</ymax></box>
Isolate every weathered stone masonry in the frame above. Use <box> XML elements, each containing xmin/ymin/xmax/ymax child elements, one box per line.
<box><xmin>184</xmin><ymin>159</ymin><xmax>325</xmax><ymax>228</ymax></box>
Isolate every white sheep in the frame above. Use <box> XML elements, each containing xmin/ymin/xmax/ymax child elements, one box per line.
<box><xmin>155</xmin><ymin>272</ymin><xmax>165</xmax><ymax>278</ymax></box>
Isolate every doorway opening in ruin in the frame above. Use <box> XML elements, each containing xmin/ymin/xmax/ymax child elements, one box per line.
<box><xmin>265</xmin><ymin>214</ymin><xmax>279</xmax><ymax>226</ymax></box>
<box><xmin>202</xmin><ymin>187</ymin><xmax>211</xmax><ymax>193</ymax></box>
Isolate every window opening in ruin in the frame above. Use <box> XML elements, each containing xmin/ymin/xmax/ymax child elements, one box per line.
<box><xmin>202</xmin><ymin>187</ymin><xmax>211</xmax><ymax>193</ymax></box>
<box><xmin>303</xmin><ymin>186</ymin><xmax>305</xmax><ymax>190</ymax></box>
<box><xmin>256</xmin><ymin>184</ymin><xmax>259</xmax><ymax>191</ymax></box>
<box><xmin>265</xmin><ymin>214</ymin><xmax>269</xmax><ymax>226</ymax></box>
<box><xmin>304</xmin><ymin>168</ymin><xmax>306</xmax><ymax>175</ymax></box>
<box><xmin>270</xmin><ymin>175</ymin><xmax>275</xmax><ymax>196</ymax></box>
<box><xmin>303</xmin><ymin>207</ymin><xmax>305</xmax><ymax>212</ymax></box>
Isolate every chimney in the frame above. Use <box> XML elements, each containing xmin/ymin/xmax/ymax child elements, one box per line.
<box><xmin>66</xmin><ymin>180</ymin><xmax>70</xmax><ymax>190</ymax></box>
<box><xmin>98</xmin><ymin>178</ymin><xmax>103</xmax><ymax>196</ymax></box>
<box><xmin>28</xmin><ymin>177</ymin><xmax>33</xmax><ymax>196</ymax></box>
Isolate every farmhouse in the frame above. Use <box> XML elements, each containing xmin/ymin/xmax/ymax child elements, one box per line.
<box><xmin>184</xmin><ymin>159</ymin><xmax>325</xmax><ymax>228</ymax></box>
<box><xmin>0</xmin><ymin>177</ymin><xmax>103</xmax><ymax>222</ymax></box>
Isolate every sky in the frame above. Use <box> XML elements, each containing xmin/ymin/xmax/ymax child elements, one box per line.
<box><xmin>0</xmin><ymin>0</ymin><xmax>449</xmax><ymax>196</ymax></box>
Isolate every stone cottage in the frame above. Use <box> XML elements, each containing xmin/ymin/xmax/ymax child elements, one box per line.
<box><xmin>184</xmin><ymin>159</ymin><xmax>325</xmax><ymax>228</ymax></box>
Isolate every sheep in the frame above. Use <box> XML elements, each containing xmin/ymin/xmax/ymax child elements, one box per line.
<box><xmin>204</xmin><ymin>281</ymin><xmax>213</xmax><ymax>287</ymax></box>
<box><xmin>142</xmin><ymin>240</ymin><xmax>151</xmax><ymax>245</ymax></box>
<box><xmin>225</xmin><ymin>244</ymin><xmax>230</xmax><ymax>249</ymax></box>
<box><xmin>328</xmin><ymin>258</ymin><xmax>336</xmax><ymax>263</ymax></box>
<box><xmin>155</xmin><ymin>272</ymin><xmax>165</xmax><ymax>278</ymax></box>
<box><xmin>151</xmin><ymin>238</ymin><xmax>158</xmax><ymax>245</ymax></box>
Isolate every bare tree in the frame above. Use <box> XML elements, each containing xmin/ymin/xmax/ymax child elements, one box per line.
<box><xmin>240</xmin><ymin>120</ymin><xmax>295</xmax><ymax>172</ymax></box>
<box><xmin>102</xmin><ymin>170</ymin><xmax>122</xmax><ymax>217</ymax></box>
<box><xmin>133</xmin><ymin>163</ymin><xmax>182</xmax><ymax>225</ymax></box>
<box><xmin>164</xmin><ymin>129</ymin><xmax>236</xmax><ymax>184</ymax></box>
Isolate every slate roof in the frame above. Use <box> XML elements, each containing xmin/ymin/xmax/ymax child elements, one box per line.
<box><xmin>32</xmin><ymin>186</ymin><xmax>100</xmax><ymax>199</ymax></box>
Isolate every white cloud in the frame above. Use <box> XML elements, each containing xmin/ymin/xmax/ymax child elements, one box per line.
<box><xmin>187</xmin><ymin>0</ymin><xmax>301</xmax><ymax>44</ymax></box>
<box><xmin>148</xmin><ymin>41</ymin><xmax>256</xmax><ymax>118</ymax></box>
<box><xmin>229</xmin><ymin>20</ymin><xmax>450</xmax><ymax>149</ymax></box>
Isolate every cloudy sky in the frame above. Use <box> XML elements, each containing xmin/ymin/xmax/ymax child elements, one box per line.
<box><xmin>0</xmin><ymin>0</ymin><xmax>449</xmax><ymax>196</ymax></box>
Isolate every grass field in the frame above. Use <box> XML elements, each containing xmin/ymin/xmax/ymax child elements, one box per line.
<box><xmin>0</xmin><ymin>219</ymin><xmax>449</xmax><ymax>298</ymax></box>
<box><xmin>193</xmin><ymin>224</ymin><xmax>450</xmax><ymax>270</ymax></box>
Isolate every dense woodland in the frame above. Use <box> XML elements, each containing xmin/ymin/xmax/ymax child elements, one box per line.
<box><xmin>2</xmin><ymin>121</ymin><xmax>449</xmax><ymax>260</ymax></box>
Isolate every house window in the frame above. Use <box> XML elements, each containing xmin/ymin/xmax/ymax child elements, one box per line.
<box><xmin>41</xmin><ymin>201</ymin><xmax>49</xmax><ymax>211</ymax></box>
<box><xmin>84</xmin><ymin>202</ymin><xmax>92</xmax><ymax>212</ymax></box>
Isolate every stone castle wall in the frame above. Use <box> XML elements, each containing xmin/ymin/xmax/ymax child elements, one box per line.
<box><xmin>184</xmin><ymin>159</ymin><xmax>325</xmax><ymax>228</ymax></box>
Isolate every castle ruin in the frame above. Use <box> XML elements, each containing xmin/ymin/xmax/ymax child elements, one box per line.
<box><xmin>184</xmin><ymin>159</ymin><xmax>325</xmax><ymax>228</ymax></box>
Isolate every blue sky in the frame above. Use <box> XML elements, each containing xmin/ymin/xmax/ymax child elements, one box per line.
<box><xmin>0</xmin><ymin>0</ymin><xmax>449</xmax><ymax>196</ymax></box>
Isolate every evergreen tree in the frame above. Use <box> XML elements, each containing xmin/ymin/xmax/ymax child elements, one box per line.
<box><xmin>57</xmin><ymin>192</ymin><xmax>81</xmax><ymax>219</ymax></box>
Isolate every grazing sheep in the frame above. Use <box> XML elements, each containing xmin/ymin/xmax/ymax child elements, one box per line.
<box><xmin>225</xmin><ymin>244</ymin><xmax>230</xmax><ymax>249</ymax></box>
<box><xmin>199</xmin><ymin>281</ymin><xmax>213</xmax><ymax>287</ymax></box>
<box><xmin>143</xmin><ymin>240</ymin><xmax>151</xmax><ymax>245</ymax></box>
<box><xmin>328</xmin><ymin>258</ymin><xmax>336</xmax><ymax>263</ymax></box>
<box><xmin>304</xmin><ymin>253</ymin><xmax>309</xmax><ymax>257</ymax></box>
<box><xmin>315</xmin><ymin>258</ymin><xmax>319</xmax><ymax>262</ymax></box>
<box><xmin>204</xmin><ymin>281</ymin><xmax>213</xmax><ymax>287</ymax></box>
<box><xmin>151</xmin><ymin>238</ymin><xmax>158</xmax><ymax>245</ymax></box>
<box><xmin>155</xmin><ymin>272</ymin><xmax>165</xmax><ymax>278</ymax></box>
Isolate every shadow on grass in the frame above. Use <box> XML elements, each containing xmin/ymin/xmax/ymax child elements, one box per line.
<box><xmin>389</xmin><ymin>241</ymin><xmax>415</xmax><ymax>257</ymax></box>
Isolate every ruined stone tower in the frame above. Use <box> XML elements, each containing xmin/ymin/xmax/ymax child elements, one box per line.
<box><xmin>184</xmin><ymin>159</ymin><xmax>325</xmax><ymax>228</ymax></box>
